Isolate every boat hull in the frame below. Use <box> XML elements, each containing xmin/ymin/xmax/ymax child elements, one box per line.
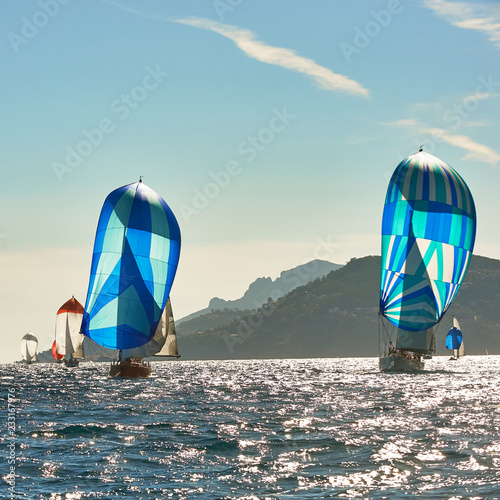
<box><xmin>109</xmin><ymin>359</ymin><xmax>152</xmax><ymax>378</ymax></box>
<box><xmin>64</xmin><ymin>358</ymin><xmax>79</xmax><ymax>367</ymax></box>
<box><xmin>379</xmin><ymin>354</ymin><xmax>425</xmax><ymax>373</ymax></box>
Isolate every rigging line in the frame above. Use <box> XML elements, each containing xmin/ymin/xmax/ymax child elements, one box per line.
<box><xmin>379</xmin><ymin>313</ymin><xmax>392</xmax><ymax>343</ymax></box>
<box><xmin>378</xmin><ymin>315</ymin><xmax>381</xmax><ymax>359</ymax></box>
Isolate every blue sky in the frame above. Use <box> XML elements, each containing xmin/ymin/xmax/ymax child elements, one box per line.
<box><xmin>1</xmin><ymin>0</ymin><xmax>499</xmax><ymax>362</ymax></box>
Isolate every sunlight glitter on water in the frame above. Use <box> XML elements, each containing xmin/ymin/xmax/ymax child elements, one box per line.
<box><xmin>3</xmin><ymin>356</ymin><xmax>500</xmax><ymax>498</ymax></box>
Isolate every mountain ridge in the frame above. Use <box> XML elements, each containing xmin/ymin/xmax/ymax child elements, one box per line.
<box><xmin>178</xmin><ymin>259</ymin><xmax>341</xmax><ymax>323</ymax></box>
<box><xmin>177</xmin><ymin>254</ymin><xmax>500</xmax><ymax>359</ymax></box>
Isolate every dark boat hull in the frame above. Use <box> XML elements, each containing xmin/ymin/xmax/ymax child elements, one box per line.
<box><xmin>379</xmin><ymin>354</ymin><xmax>425</xmax><ymax>372</ymax></box>
<box><xmin>109</xmin><ymin>359</ymin><xmax>152</xmax><ymax>378</ymax></box>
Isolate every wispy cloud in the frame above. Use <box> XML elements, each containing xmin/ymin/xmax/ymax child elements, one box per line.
<box><xmin>99</xmin><ymin>1</ymin><xmax>369</xmax><ymax>97</ymax></box>
<box><xmin>381</xmin><ymin>118</ymin><xmax>500</xmax><ymax>165</ymax></box>
<box><xmin>423</xmin><ymin>0</ymin><xmax>500</xmax><ymax>48</ymax></box>
<box><xmin>423</xmin><ymin>127</ymin><xmax>500</xmax><ymax>165</ymax></box>
<box><xmin>175</xmin><ymin>17</ymin><xmax>369</xmax><ymax>97</ymax></box>
<box><xmin>382</xmin><ymin>119</ymin><xmax>418</xmax><ymax>127</ymax></box>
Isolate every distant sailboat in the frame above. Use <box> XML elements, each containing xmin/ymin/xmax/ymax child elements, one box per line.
<box><xmin>21</xmin><ymin>332</ymin><xmax>38</xmax><ymax>365</ymax></box>
<box><xmin>81</xmin><ymin>180</ymin><xmax>181</xmax><ymax>378</ymax></box>
<box><xmin>55</xmin><ymin>297</ymin><xmax>85</xmax><ymax>367</ymax></box>
<box><xmin>378</xmin><ymin>150</ymin><xmax>476</xmax><ymax>372</ymax></box>
<box><xmin>446</xmin><ymin>316</ymin><xmax>464</xmax><ymax>360</ymax></box>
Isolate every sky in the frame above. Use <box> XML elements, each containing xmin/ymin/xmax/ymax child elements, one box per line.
<box><xmin>1</xmin><ymin>0</ymin><xmax>499</xmax><ymax>362</ymax></box>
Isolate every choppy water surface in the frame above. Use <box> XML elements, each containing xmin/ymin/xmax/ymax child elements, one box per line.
<box><xmin>2</xmin><ymin>356</ymin><xmax>500</xmax><ymax>499</ymax></box>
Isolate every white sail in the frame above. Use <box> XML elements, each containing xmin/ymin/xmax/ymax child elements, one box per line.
<box><xmin>453</xmin><ymin>315</ymin><xmax>465</xmax><ymax>358</ymax></box>
<box><xmin>122</xmin><ymin>298</ymin><xmax>179</xmax><ymax>359</ymax></box>
<box><xmin>55</xmin><ymin>297</ymin><xmax>85</xmax><ymax>359</ymax></box>
<box><xmin>81</xmin><ymin>336</ymin><xmax>116</xmax><ymax>361</ymax></box>
<box><xmin>21</xmin><ymin>332</ymin><xmax>38</xmax><ymax>364</ymax></box>
<box><xmin>396</xmin><ymin>327</ymin><xmax>435</xmax><ymax>354</ymax></box>
<box><xmin>458</xmin><ymin>330</ymin><xmax>465</xmax><ymax>357</ymax></box>
<box><xmin>121</xmin><ymin>309</ymin><xmax>167</xmax><ymax>359</ymax></box>
<box><xmin>156</xmin><ymin>300</ymin><xmax>179</xmax><ymax>357</ymax></box>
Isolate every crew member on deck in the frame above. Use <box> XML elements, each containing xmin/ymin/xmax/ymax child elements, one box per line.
<box><xmin>388</xmin><ymin>341</ymin><xmax>395</xmax><ymax>354</ymax></box>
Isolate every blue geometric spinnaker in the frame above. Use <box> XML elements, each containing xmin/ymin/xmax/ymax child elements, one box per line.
<box><xmin>380</xmin><ymin>151</ymin><xmax>476</xmax><ymax>333</ymax></box>
<box><xmin>81</xmin><ymin>181</ymin><xmax>181</xmax><ymax>350</ymax></box>
<box><xmin>446</xmin><ymin>327</ymin><xmax>463</xmax><ymax>350</ymax></box>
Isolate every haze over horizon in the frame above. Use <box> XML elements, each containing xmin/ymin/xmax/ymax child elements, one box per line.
<box><xmin>1</xmin><ymin>0</ymin><xmax>499</xmax><ymax>362</ymax></box>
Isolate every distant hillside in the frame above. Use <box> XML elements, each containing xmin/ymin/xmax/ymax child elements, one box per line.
<box><xmin>178</xmin><ymin>259</ymin><xmax>342</xmax><ymax>324</ymax></box>
<box><xmin>177</xmin><ymin>255</ymin><xmax>500</xmax><ymax>359</ymax></box>
<box><xmin>177</xmin><ymin>308</ymin><xmax>256</xmax><ymax>337</ymax></box>
<box><xmin>36</xmin><ymin>349</ymin><xmax>58</xmax><ymax>363</ymax></box>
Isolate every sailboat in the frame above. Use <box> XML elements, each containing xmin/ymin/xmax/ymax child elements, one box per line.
<box><xmin>446</xmin><ymin>315</ymin><xmax>464</xmax><ymax>360</ymax></box>
<box><xmin>109</xmin><ymin>297</ymin><xmax>179</xmax><ymax>376</ymax></box>
<box><xmin>379</xmin><ymin>150</ymin><xmax>476</xmax><ymax>372</ymax></box>
<box><xmin>81</xmin><ymin>180</ymin><xmax>181</xmax><ymax>378</ymax></box>
<box><xmin>21</xmin><ymin>332</ymin><xmax>38</xmax><ymax>364</ymax></box>
<box><xmin>54</xmin><ymin>296</ymin><xmax>85</xmax><ymax>367</ymax></box>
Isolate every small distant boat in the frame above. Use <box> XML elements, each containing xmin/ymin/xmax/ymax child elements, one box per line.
<box><xmin>54</xmin><ymin>296</ymin><xmax>85</xmax><ymax>367</ymax></box>
<box><xmin>378</xmin><ymin>150</ymin><xmax>476</xmax><ymax>372</ymax></box>
<box><xmin>446</xmin><ymin>315</ymin><xmax>464</xmax><ymax>361</ymax></box>
<box><xmin>21</xmin><ymin>332</ymin><xmax>38</xmax><ymax>365</ymax></box>
<box><xmin>81</xmin><ymin>180</ymin><xmax>181</xmax><ymax>378</ymax></box>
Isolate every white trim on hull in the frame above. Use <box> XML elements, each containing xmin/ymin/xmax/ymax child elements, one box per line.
<box><xmin>379</xmin><ymin>354</ymin><xmax>425</xmax><ymax>372</ymax></box>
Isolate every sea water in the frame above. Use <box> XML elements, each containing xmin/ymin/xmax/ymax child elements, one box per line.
<box><xmin>1</xmin><ymin>356</ymin><xmax>500</xmax><ymax>499</ymax></box>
